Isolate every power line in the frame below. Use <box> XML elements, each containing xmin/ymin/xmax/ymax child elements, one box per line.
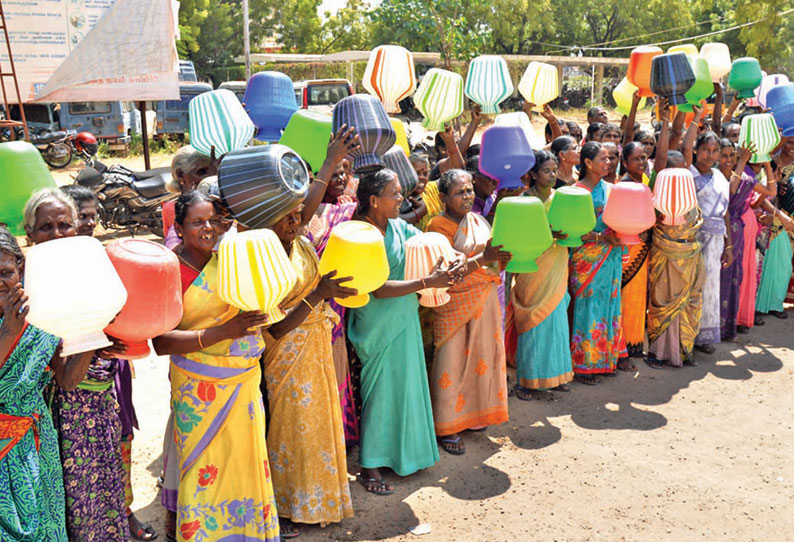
<box><xmin>539</xmin><ymin>7</ymin><xmax>794</xmax><ymax>54</ymax></box>
<box><xmin>580</xmin><ymin>13</ymin><xmax>734</xmax><ymax>48</ymax></box>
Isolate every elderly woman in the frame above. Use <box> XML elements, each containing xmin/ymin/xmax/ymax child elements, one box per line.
<box><xmin>348</xmin><ymin>169</ymin><xmax>459</xmax><ymax>494</ymax></box>
<box><xmin>263</xmin><ymin>201</ymin><xmax>357</xmax><ymax>534</ymax></box>
<box><xmin>426</xmin><ymin>169</ymin><xmax>511</xmax><ymax>455</ymax></box>
<box><xmin>23</xmin><ymin>190</ymin><xmax>131</xmax><ymax>542</ymax></box>
<box><xmin>153</xmin><ymin>191</ymin><xmax>279</xmax><ymax>542</ymax></box>
<box><xmin>0</xmin><ymin>192</ymin><xmax>112</xmax><ymax>541</ymax></box>
<box><xmin>163</xmin><ymin>145</ymin><xmax>218</xmax><ymax>249</ymax></box>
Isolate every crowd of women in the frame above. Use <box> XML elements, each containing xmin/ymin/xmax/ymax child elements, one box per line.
<box><xmin>1</xmin><ymin>79</ymin><xmax>793</xmax><ymax>542</ymax></box>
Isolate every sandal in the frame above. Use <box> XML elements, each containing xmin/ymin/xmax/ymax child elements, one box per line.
<box><xmin>438</xmin><ymin>435</ymin><xmax>465</xmax><ymax>455</ymax></box>
<box><xmin>683</xmin><ymin>358</ymin><xmax>699</xmax><ymax>367</ymax></box>
<box><xmin>552</xmin><ymin>383</ymin><xmax>571</xmax><ymax>392</ymax></box>
<box><xmin>617</xmin><ymin>358</ymin><xmax>637</xmax><ymax>372</ymax></box>
<box><xmin>129</xmin><ymin>514</ymin><xmax>158</xmax><ymax>541</ymax></box>
<box><xmin>514</xmin><ymin>385</ymin><xmax>534</xmax><ymax>401</ymax></box>
<box><xmin>694</xmin><ymin>344</ymin><xmax>716</xmax><ymax>354</ymax></box>
<box><xmin>356</xmin><ymin>473</ymin><xmax>394</xmax><ymax>495</ymax></box>
<box><xmin>737</xmin><ymin>325</ymin><xmax>750</xmax><ymax>334</ymax></box>
<box><xmin>644</xmin><ymin>356</ymin><xmax>666</xmax><ymax>370</ymax></box>
<box><xmin>754</xmin><ymin>314</ymin><xmax>766</xmax><ymax>326</ymax></box>
<box><xmin>769</xmin><ymin>310</ymin><xmax>789</xmax><ymax>320</ymax></box>
<box><xmin>279</xmin><ymin>518</ymin><xmax>300</xmax><ymax>539</ymax></box>
<box><xmin>575</xmin><ymin>374</ymin><xmax>600</xmax><ymax>385</ymax></box>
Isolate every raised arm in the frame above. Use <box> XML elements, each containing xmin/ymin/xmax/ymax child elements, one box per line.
<box><xmin>653</xmin><ymin>98</ymin><xmax>671</xmax><ymax>172</ymax></box>
<box><xmin>623</xmin><ymin>91</ymin><xmax>642</xmax><ymax>146</ymax></box>
<box><xmin>712</xmin><ymin>83</ymin><xmax>723</xmax><ymax>135</ymax></box>
<box><xmin>722</xmin><ymin>95</ymin><xmax>741</xmax><ymax>123</ymax></box>
<box><xmin>301</xmin><ymin>125</ymin><xmax>361</xmax><ymax>225</ymax></box>
<box><xmin>457</xmin><ymin>104</ymin><xmax>482</xmax><ymax>156</ymax></box>
<box><xmin>682</xmin><ymin>105</ymin><xmax>704</xmax><ymax>168</ymax></box>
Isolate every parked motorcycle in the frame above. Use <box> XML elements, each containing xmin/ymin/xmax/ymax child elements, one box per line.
<box><xmin>75</xmin><ymin>163</ymin><xmax>175</xmax><ymax>237</ymax></box>
<box><xmin>1</xmin><ymin>127</ymin><xmax>99</xmax><ymax>169</ymax></box>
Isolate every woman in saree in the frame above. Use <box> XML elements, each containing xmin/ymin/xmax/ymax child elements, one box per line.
<box><xmin>0</xmin><ymin>213</ymin><xmax>105</xmax><ymax>541</ymax></box>
<box><xmin>22</xmin><ymin>189</ymin><xmax>132</xmax><ymax>542</ymax></box>
<box><xmin>348</xmin><ymin>169</ymin><xmax>460</xmax><ymax>494</ymax></box>
<box><xmin>152</xmin><ymin>191</ymin><xmax>280</xmax><ymax>542</ymax></box>
<box><xmin>263</xmin><ymin>204</ymin><xmax>357</xmax><ymax>532</ymax></box>
<box><xmin>617</xmin><ymin>142</ymin><xmax>652</xmax><ymax>363</ymax></box>
<box><xmin>754</xmin><ymin>203</ymin><xmax>794</xmax><ymax>319</ymax></box>
<box><xmin>569</xmin><ymin>142</ymin><xmax>627</xmax><ymax>384</ymax></box>
<box><xmin>508</xmin><ymin>151</ymin><xmax>573</xmax><ymax>398</ymax></box>
<box><xmin>163</xmin><ymin>145</ymin><xmax>218</xmax><ymax>249</ymax></box>
<box><xmin>683</xmin><ymin>117</ymin><xmax>729</xmax><ymax>354</ymax></box>
<box><xmin>647</xmin><ymin>202</ymin><xmax>705</xmax><ymax>368</ymax></box>
<box><xmin>426</xmin><ymin>169</ymin><xmax>511</xmax><ymax>455</ymax></box>
<box><xmin>718</xmin><ymin>141</ymin><xmax>757</xmax><ymax>339</ymax></box>
<box><xmin>302</xmin><ymin>127</ymin><xmax>361</xmax><ymax>447</ymax></box>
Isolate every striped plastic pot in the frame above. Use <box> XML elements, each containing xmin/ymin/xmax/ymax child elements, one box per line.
<box><xmin>218</xmin><ymin>144</ymin><xmax>309</xmax><ymax>230</ymax></box>
<box><xmin>414</xmin><ymin>68</ymin><xmax>464</xmax><ymax>131</ymax></box>
<box><xmin>465</xmin><ymin>55</ymin><xmax>514</xmax><ymax>114</ymax></box>
<box><xmin>217</xmin><ymin>229</ymin><xmax>298</xmax><ymax>324</ymax></box>
<box><xmin>189</xmin><ymin>89</ymin><xmax>255</xmax><ymax>157</ymax></box>
<box><xmin>383</xmin><ymin>146</ymin><xmax>418</xmax><ymax>198</ymax></box>
<box><xmin>404</xmin><ymin>232</ymin><xmax>457</xmax><ymax>307</ymax></box>
<box><xmin>652</xmin><ymin>168</ymin><xmax>698</xmax><ymax>226</ymax></box>
<box><xmin>332</xmin><ymin>94</ymin><xmax>396</xmax><ymax>174</ymax></box>
<box><xmin>362</xmin><ymin>45</ymin><xmax>416</xmax><ymax>114</ymax></box>
<box><xmin>739</xmin><ymin>113</ymin><xmax>780</xmax><ymax>163</ymax></box>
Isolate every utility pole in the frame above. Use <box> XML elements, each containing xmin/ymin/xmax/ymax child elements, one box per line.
<box><xmin>243</xmin><ymin>0</ymin><xmax>251</xmax><ymax>80</ymax></box>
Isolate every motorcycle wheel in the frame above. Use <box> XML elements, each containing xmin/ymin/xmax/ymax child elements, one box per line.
<box><xmin>43</xmin><ymin>143</ymin><xmax>73</xmax><ymax>169</ymax></box>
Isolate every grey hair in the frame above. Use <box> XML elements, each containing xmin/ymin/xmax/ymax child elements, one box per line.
<box><xmin>23</xmin><ymin>188</ymin><xmax>77</xmax><ymax>232</ymax></box>
<box><xmin>0</xmin><ymin>225</ymin><xmax>24</xmax><ymax>267</ymax></box>
<box><xmin>170</xmin><ymin>145</ymin><xmax>213</xmax><ymax>189</ymax></box>
<box><xmin>438</xmin><ymin>168</ymin><xmax>472</xmax><ymax>195</ymax></box>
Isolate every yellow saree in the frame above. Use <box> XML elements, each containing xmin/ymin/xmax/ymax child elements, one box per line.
<box><xmin>170</xmin><ymin>254</ymin><xmax>279</xmax><ymax>542</ymax></box>
<box><xmin>647</xmin><ymin>210</ymin><xmax>705</xmax><ymax>367</ymax></box>
<box><xmin>427</xmin><ymin>213</ymin><xmax>508</xmax><ymax>436</ymax></box>
<box><xmin>261</xmin><ymin>237</ymin><xmax>352</xmax><ymax>524</ymax></box>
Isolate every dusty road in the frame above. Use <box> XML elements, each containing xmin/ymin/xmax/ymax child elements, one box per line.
<box><xmin>125</xmin><ymin>313</ymin><xmax>794</xmax><ymax>542</ymax></box>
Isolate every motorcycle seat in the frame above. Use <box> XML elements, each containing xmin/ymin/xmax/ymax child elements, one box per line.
<box><xmin>30</xmin><ymin>131</ymin><xmax>67</xmax><ymax>144</ymax></box>
<box><xmin>131</xmin><ymin>167</ymin><xmax>171</xmax><ymax>180</ymax></box>
<box><xmin>133</xmin><ymin>174</ymin><xmax>171</xmax><ymax>198</ymax></box>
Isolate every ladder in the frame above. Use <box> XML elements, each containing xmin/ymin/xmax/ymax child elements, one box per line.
<box><xmin>0</xmin><ymin>1</ymin><xmax>28</xmax><ymax>141</ymax></box>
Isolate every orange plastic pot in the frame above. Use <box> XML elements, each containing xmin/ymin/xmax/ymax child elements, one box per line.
<box><xmin>627</xmin><ymin>46</ymin><xmax>663</xmax><ymax>98</ymax></box>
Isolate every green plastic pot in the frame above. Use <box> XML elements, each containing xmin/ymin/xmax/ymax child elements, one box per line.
<box><xmin>491</xmin><ymin>196</ymin><xmax>553</xmax><ymax>273</ymax></box>
<box><xmin>278</xmin><ymin>110</ymin><xmax>332</xmax><ymax>173</ymax></box>
<box><xmin>678</xmin><ymin>56</ymin><xmax>713</xmax><ymax>113</ymax></box>
<box><xmin>546</xmin><ymin>186</ymin><xmax>597</xmax><ymax>247</ymax></box>
<box><xmin>728</xmin><ymin>57</ymin><xmax>763</xmax><ymax>99</ymax></box>
<box><xmin>0</xmin><ymin>141</ymin><xmax>57</xmax><ymax>235</ymax></box>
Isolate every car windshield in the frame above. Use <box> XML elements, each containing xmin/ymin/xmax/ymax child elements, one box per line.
<box><xmin>307</xmin><ymin>84</ymin><xmax>349</xmax><ymax>106</ymax></box>
<box><xmin>166</xmin><ymin>94</ymin><xmax>199</xmax><ymax>111</ymax></box>
<box><xmin>69</xmin><ymin>102</ymin><xmax>113</xmax><ymax>115</ymax></box>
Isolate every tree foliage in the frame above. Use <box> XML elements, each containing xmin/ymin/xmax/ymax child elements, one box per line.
<box><xmin>176</xmin><ymin>0</ymin><xmax>794</xmax><ymax>83</ymax></box>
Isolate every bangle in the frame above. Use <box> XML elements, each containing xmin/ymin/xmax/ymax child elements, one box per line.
<box><xmin>420</xmin><ymin>277</ymin><xmax>428</xmax><ymax>290</ymax></box>
<box><xmin>302</xmin><ymin>298</ymin><xmax>315</xmax><ymax>311</ymax></box>
<box><xmin>595</xmin><ymin>232</ymin><xmax>601</xmax><ymax>243</ymax></box>
<box><xmin>725</xmin><ymin>244</ymin><xmax>733</xmax><ymax>249</ymax></box>
<box><xmin>197</xmin><ymin>329</ymin><xmax>206</xmax><ymax>350</ymax></box>
<box><xmin>313</xmin><ymin>179</ymin><xmax>328</xmax><ymax>187</ymax></box>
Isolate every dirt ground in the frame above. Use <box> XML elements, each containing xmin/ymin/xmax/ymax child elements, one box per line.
<box><xmin>118</xmin><ymin>313</ymin><xmax>794</xmax><ymax>542</ymax></box>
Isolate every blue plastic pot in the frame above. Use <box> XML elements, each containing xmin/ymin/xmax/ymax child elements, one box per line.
<box><xmin>243</xmin><ymin>71</ymin><xmax>298</xmax><ymax>142</ymax></box>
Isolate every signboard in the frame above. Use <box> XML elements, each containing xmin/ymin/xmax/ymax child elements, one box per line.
<box><xmin>2</xmin><ymin>0</ymin><xmax>118</xmax><ymax>102</ymax></box>
<box><xmin>2</xmin><ymin>0</ymin><xmax>179</xmax><ymax>103</ymax></box>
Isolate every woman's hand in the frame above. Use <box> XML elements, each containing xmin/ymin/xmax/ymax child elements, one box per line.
<box><xmin>602</xmin><ymin>233</ymin><xmax>624</xmax><ymax>247</ymax></box>
<box><xmin>780</xmin><ymin>213</ymin><xmax>794</xmax><ymax>232</ymax></box>
<box><xmin>440</xmin><ymin>124</ymin><xmax>457</xmax><ymax>145</ymax></box>
<box><xmin>738</xmin><ymin>141</ymin><xmax>757</xmax><ymax>164</ymax></box>
<box><xmin>552</xmin><ymin>229</ymin><xmax>569</xmax><ymax>241</ymax></box>
<box><xmin>0</xmin><ymin>283</ymin><xmax>28</xmax><ymax>337</ymax></box>
<box><xmin>692</xmin><ymin>104</ymin><xmax>704</xmax><ymax>123</ymax></box>
<box><xmin>482</xmin><ymin>239</ymin><xmax>512</xmax><ymax>264</ymax></box>
<box><xmin>632</xmin><ymin>90</ymin><xmax>642</xmax><ymax>107</ymax></box>
<box><xmin>658</xmin><ymin>97</ymin><xmax>671</xmax><ymax>123</ymax></box>
<box><xmin>98</xmin><ymin>337</ymin><xmax>129</xmax><ymax>359</ymax></box>
<box><xmin>314</xmin><ymin>270</ymin><xmax>358</xmax><ymax>300</ymax></box>
<box><xmin>759</xmin><ymin>213</ymin><xmax>775</xmax><ymax>226</ymax></box>
<box><xmin>721</xmin><ymin>245</ymin><xmax>734</xmax><ymax>268</ymax></box>
<box><xmin>469</xmin><ymin>104</ymin><xmax>482</xmax><ymax>126</ymax></box>
<box><xmin>218</xmin><ymin>311</ymin><xmax>268</xmax><ymax>340</ymax></box>
<box><xmin>326</xmin><ymin>124</ymin><xmax>361</xmax><ymax>165</ymax></box>
<box><xmin>424</xmin><ymin>256</ymin><xmax>457</xmax><ymax>289</ymax></box>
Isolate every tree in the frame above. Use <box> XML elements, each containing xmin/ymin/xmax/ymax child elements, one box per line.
<box><xmin>177</xmin><ymin>0</ymin><xmax>211</xmax><ymax>57</ymax></box>
<box><xmin>320</xmin><ymin>0</ymin><xmax>374</xmax><ymax>53</ymax></box>
<box><xmin>370</xmin><ymin>0</ymin><xmax>492</xmax><ymax>66</ymax></box>
<box><xmin>275</xmin><ymin>0</ymin><xmax>323</xmax><ymax>53</ymax></box>
<box><xmin>486</xmin><ymin>0</ymin><xmax>556</xmax><ymax>55</ymax></box>
<box><xmin>736</xmin><ymin>0</ymin><xmax>794</xmax><ymax>73</ymax></box>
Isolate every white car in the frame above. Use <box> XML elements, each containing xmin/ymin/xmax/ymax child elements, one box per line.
<box><xmin>293</xmin><ymin>79</ymin><xmax>354</xmax><ymax>115</ymax></box>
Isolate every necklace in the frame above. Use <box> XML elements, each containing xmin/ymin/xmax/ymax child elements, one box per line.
<box><xmin>363</xmin><ymin>215</ymin><xmax>386</xmax><ymax>235</ymax></box>
<box><xmin>176</xmin><ymin>250</ymin><xmax>203</xmax><ymax>273</ymax></box>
